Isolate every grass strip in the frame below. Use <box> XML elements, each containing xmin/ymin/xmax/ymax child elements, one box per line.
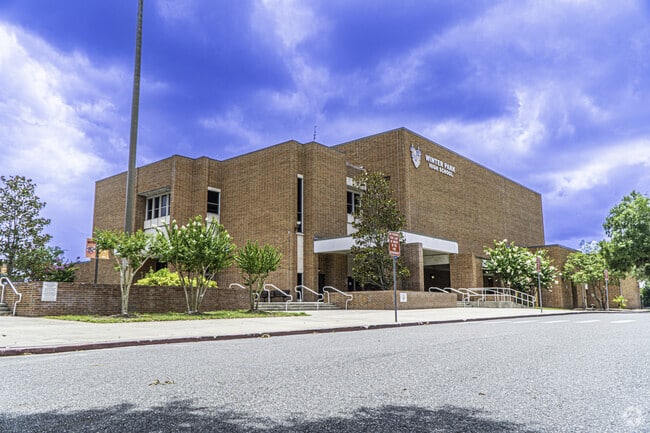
<box><xmin>45</xmin><ymin>310</ymin><xmax>307</xmax><ymax>323</ymax></box>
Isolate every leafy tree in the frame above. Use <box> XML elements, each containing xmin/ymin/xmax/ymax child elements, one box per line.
<box><xmin>153</xmin><ymin>217</ymin><xmax>235</xmax><ymax>314</ymax></box>
<box><xmin>234</xmin><ymin>241</ymin><xmax>282</xmax><ymax>311</ymax></box>
<box><xmin>350</xmin><ymin>172</ymin><xmax>409</xmax><ymax>290</ymax></box>
<box><xmin>14</xmin><ymin>246</ymin><xmax>78</xmax><ymax>282</ymax></box>
<box><xmin>563</xmin><ymin>247</ymin><xmax>621</xmax><ymax>310</ymax></box>
<box><xmin>601</xmin><ymin>191</ymin><xmax>650</xmax><ymax>281</ymax></box>
<box><xmin>483</xmin><ymin>240</ymin><xmax>557</xmax><ymax>294</ymax></box>
<box><xmin>0</xmin><ymin>176</ymin><xmax>52</xmax><ymax>279</ymax></box>
<box><xmin>94</xmin><ymin>229</ymin><xmax>154</xmax><ymax>315</ymax></box>
<box><xmin>641</xmin><ymin>284</ymin><xmax>650</xmax><ymax>308</ymax></box>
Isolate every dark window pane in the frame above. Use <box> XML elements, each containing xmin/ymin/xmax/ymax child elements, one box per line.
<box><xmin>207</xmin><ymin>190</ymin><xmax>220</xmax><ymax>214</ymax></box>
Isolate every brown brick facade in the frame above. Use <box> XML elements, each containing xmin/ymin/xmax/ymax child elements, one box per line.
<box><xmin>328</xmin><ymin>290</ymin><xmax>457</xmax><ymax>310</ymax></box>
<box><xmin>80</xmin><ymin>127</ymin><xmax>639</xmax><ymax>310</ymax></box>
<box><xmin>7</xmin><ymin>282</ymin><xmax>250</xmax><ymax>317</ymax></box>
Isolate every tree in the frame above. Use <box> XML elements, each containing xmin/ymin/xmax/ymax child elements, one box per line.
<box><xmin>94</xmin><ymin>229</ymin><xmax>154</xmax><ymax>315</ymax></box>
<box><xmin>153</xmin><ymin>217</ymin><xmax>235</xmax><ymax>314</ymax></box>
<box><xmin>483</xmin><ymin>240</ymin><xmax>557</xmax><ymax>294</ymax></box>
<box><xmin>563</xmin><ymin>247</ymin><xmax>621</xmax><ymax>310</ymax></box>
<box><xmin>14</xmin><ymin>246</ymin><xmax>77</xmax><ymax>282</ymax></box>
<box><xmin>641</xmin><ymin>284</ymin><xmax>650</xmax><ymax>308</ymax></box>
<box><xmin>350</xmin><ymin>172</ymin><xmax>409</xmax><ymax>290</ymax></box>
<box><xmin>235</xmin><ymin>241</ymin><xmax>282</xmax><ymax>311</ymax></box>
<box><xmin>0</xmin><ymin>175</ymin><xmax>52</xmax><ymax>279</ymax></box>
<box><xmin>601</xmin><ymin>191</ymin><xmax>650</xmax><ymax>281</ymax></box>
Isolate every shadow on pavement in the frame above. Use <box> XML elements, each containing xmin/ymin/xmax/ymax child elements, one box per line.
<box><xmin>1</xmin><ymin>400</ymin><xmax>539</xmax><ymax>432</ymax></box>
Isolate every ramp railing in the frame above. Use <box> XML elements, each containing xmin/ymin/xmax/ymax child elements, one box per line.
<box><xmin>0</xmin><ymin>276</ymin><xmax>22</xmax><ymax>316</ymax></box>
<box><xmin>322</xmin><ymin>286</ymin><xmax>352</xmax><ymax>310</ymax></box>
<box><xmin>293</xmin><ymin>285</ymin><xmax>323</xmax><ymax>305</ymax></box>
<box><xmin>262</xmin><ymin>283</ymin><xmax>293</xmax><ymax>311</ymax></box>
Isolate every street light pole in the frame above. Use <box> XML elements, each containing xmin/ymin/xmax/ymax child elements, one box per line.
<box><xmin>536</xmin><ymin>256</ymin><xmax>543</xmax><ymax>313</ymax></box>
<box><xmin>124</xmin><ymin>0</ymin><xmax>144</xmax><ymax>234</ymax></box>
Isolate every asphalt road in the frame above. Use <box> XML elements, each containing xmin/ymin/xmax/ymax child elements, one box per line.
<box><xmin>1</xmin><ymin>312</ymin><xmax>648</xmax><ymax>432</ymax></box>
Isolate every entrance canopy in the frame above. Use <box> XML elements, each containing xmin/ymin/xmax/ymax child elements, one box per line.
<box><xmin>314</xmin><ymin>231</ymin><xmax>458</xmax><ymax>255</ymax></box>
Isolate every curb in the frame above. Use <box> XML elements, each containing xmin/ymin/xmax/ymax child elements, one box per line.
<box><xmin>0</xmin><ymin>311</ymin><xmax>587</xmax><ymax>357</ymax></box>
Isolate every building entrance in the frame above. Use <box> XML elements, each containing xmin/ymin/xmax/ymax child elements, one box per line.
<box><xmin>424</xmin><ymin>264</ymin><xmax>451</xmax><ymax>289</ymax></box>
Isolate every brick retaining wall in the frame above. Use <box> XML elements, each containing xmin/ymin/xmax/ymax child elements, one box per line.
<box><xmin>6</xmin><ymin>282</ymin><xmax>250</xmax><ymax>317</ymax></box>
<box><xmin>328</xmin><ymin>290</ymin><xmax>456</xmax><ymax>310</ymax></box>
<box><xmin>4</xmin><ymin>283</ymin><xmax>456</xmax><ymax>316</ymax></box>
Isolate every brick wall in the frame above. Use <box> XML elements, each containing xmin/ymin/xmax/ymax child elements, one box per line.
<box><xmin>402</xmin><ymin>243</ymin><xmax>424</xmax><ymax>291</ymax></box>
<box><xmin>6</xmin><ymin>282</ymin><xmax>249</xmax><ymax>317</ymax></box>
<box><xmin>87</xmin><ymin>128</ymin><xmax>549</xmax><ymax>301</ymax></box>
<box><xmin>449</xmin><ymin>253</ymin><xmax>483</xmax><ymax>288</ymax></box>
<box><xmin>328</xmin><ymin>290</ymin><xmax>456</xmax><ymax>310</ymax></box>
<box><xmin>529</xmin><ymin>246</ymin><xmax>642</xmax><ymax>310</ymax></box>
<box><xmin>335</xmin><ymin>128</ymin><xmax>545</xmax><ymax>255</ymax></box>
<box><xmin>530</xmin><ymin>245</ymin><xmax>576</xmax><ymax>309</ymax></box>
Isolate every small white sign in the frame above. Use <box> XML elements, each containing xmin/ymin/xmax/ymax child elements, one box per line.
<box><xmin>400</xmin><ymin>292</ymin><xmax>408</xmax><ymax>303</ymax></box>
<box><xmin>41</xmin><ymin>282</ymin><xmax>58</xmax><ymax>302</ymax></box>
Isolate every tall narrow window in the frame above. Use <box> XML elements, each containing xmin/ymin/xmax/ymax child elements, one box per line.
<box><xmin>207</xmin><ymin>188</ymin><xmax>220</xmax><ymax>215</ymax></box>
<box><xmin>347</xmin><ymin>191</ymin><xmax>360</xmax><ymax>215</ymax></box>
<box><xmin>297</xmin><ymin>175</ymin><xmax>303</xmax><ymax>233</ymax></box>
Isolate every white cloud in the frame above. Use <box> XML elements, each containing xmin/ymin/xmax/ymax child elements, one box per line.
<box><xmin>153</xmin><ymin>0</ymin><xmax>201</xmax><ymax>25</ymax></box>
<box><xmin>248</xmin><ymin>1</ymin><xmax>335</xmax><ymax>123</ymax></box>
<box><xmin>0</xmin><ymin>22</ymin><xmax>129</xmax><ymax>256</ymax></box>
<box><xmin>540</xmin><ymin>138</ymin><xmax>650</xmax><ymax>199</ymax></box>
<box><xmin>420</xmin><ymin>88</ymin><xmax>548</xmax><ymax>159</ymax></box>
<box><xmin>199</xmin><ymin>107</ymin><xmax>267</xmax><ymax>152</ymax></box>
<box><xmin>253</xmin><ymin>0</ymin><xmax>325</xmax><ymax>51</ymax></box>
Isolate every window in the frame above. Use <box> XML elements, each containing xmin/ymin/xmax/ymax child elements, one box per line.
<box><xmin>146</xmin><ymin>193</ymin><xmax>170</xmax><ymax>221</ymax></box>
<box><xmin>347</xmin><ymin>191</ymin><xmax>360</xmax><ymax>215</ymax></box>
<box><xmin>207</xmin><ymin>188</ymin><xmax>220</xmax><ymax>215</ymax></box>
<box><xmin>297</xmin><ymin>175</ymin><xmax>303</xmax><ymax>233</ymax></box>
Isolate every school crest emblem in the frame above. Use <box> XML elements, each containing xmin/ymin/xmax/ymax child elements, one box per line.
<box><xmin>410</xmin><ymin>144</ymin><xmax>421</xmax><ymax>168</ymax></box>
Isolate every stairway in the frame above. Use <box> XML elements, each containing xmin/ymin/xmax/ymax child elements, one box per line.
<box><xmin>0</xmin><ymin>302</ymin><xmax>11</xmax><ymax>316</ymax></box>
<box><xmin>257</xmin><ymin>301</ymin><xmax>340</xmax><ymax>312</ymax></box>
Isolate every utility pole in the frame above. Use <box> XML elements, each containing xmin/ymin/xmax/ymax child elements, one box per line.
<box><xmin>124</xmin><ymin>0</ymin><xmax>144</xmax><ymax>233</ymax></box>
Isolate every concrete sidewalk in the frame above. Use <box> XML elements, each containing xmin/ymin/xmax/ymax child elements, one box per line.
<box><xmin>0</xmin><ymin>308</ymin><xmax>583</xmax><ymax>356</ymax></box>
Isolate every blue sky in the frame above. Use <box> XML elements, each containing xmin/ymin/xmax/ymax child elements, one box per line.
<box><xmin>1</xmin><ymin>0</ymin><xmax>649</xmax><ymax>260</ymax></box>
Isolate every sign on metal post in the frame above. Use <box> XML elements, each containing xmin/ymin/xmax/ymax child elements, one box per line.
<box><xmin>388</xmin><ymin>231</ymin><xmax>400</xmax><ymax>322</ymax></box>
<box><xmin>388</xmin><ymin>231</ymin><xmax>401</xmax><ymax>258</ymax></box>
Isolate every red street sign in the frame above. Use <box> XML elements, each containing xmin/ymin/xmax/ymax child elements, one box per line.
<box><xmin>388</xmin><ymin>231</ymin><xmax>401</xmax><ymax>258</ymax></box>
<box><xmin>604</xmin><ymin>269</ymin><xmax>609</xmax><ymax>282</ymax></box>
<box><xmin>536</xmin><ymin>256</ymin><xmax>541</xmax><ymax>273</ymax></box>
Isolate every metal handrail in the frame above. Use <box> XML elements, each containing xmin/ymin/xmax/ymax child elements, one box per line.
<box><xmin>429</xmin><ymin>287</ymin><xmax>473</xmax><ymax>306</ymax></box>
<box><xmin>429</xmin><ymin>286</ymin><xmax>536</xmax><ymax>308</ymax></box>
<box><xmin>228</xmin><ymin>283</ymin><xmax>246</xmax><ymax>290</ymax></box>
<box><xmin>262</xmin><ymin>283</ymin><xmax>293</xmax><ymax>311</ymax></box>
<box><xmin>0</xmin><ymin>276</ymin><xmax>22</xmax><ymax>316</ymax></box>
<box><xmin>457</xmin><ymin>288</ymin><xmax>485</xmax><ymax>306</ymax></box>
<box><xmin>294</xmin><ymin>285</ymin><xmax>323</xmax><ymax>306</ymax></box>
<box><xmin>322</xmin><ymin>286</ymin><xmax>352</xmax><ymax>310</ymax></box>
<box><xmin>427</xmin><ymin>286</ymin><xmax>449</xmax><ymax>293</ymax></box>
<box><xmin>466</xmin><ymin>287</ymin><xmax>536</xmax><ymax>308</ymax></box>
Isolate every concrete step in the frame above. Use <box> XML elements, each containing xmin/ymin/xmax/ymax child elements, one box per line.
<box><xmin>0</xmin><ymin>302</ymin><xmax>11</xmax><ymax>316</ymax></box>
<box><xmin>257</xmin><ymin>302</ymin><xmax>340</xmax><ymax>311</ymax></box>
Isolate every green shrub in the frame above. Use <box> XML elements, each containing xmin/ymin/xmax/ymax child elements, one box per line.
<box><xmin>613</xmin><ymin>295</ymin><xmax>627</xmax><ymax>309</ymax></box>
<box><xmin>136</xmin><ymin>268</ymin><xmax>217</xmax><ymax>288</ymax></box>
